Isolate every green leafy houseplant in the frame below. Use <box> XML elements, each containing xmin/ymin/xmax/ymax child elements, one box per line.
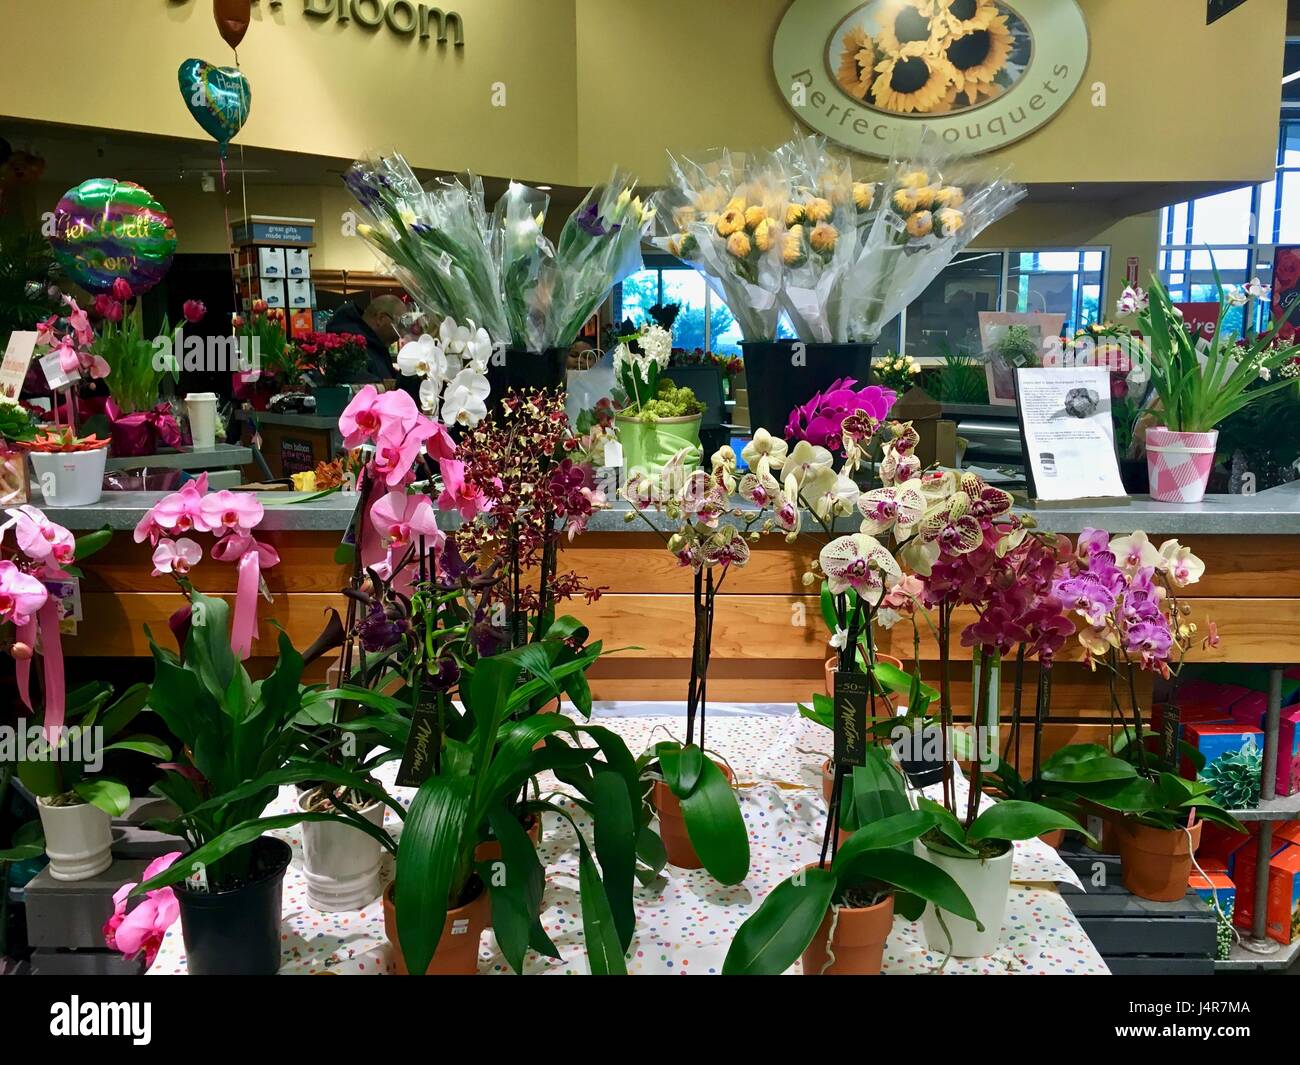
<box><xmin>135</xmin><ymin>593</ymin><xmax>399</xmax><ymax>895</ymax></box>
<box><xmin>1133</xmin><ymin>273</ymin><xmax>1300</xmax><ymax>433</ymax></box>
<box><xmin>373</xmin><ymin>638</ymin><xmax>648</xmax><ymax>975</ymax></box>
<box><xmin>723</xmin><ymin>747</ymin><xmax>977</xmax><ymax>974</ymax></box>
<box><xmin>18</xmin><ymin>682</ymin><xmax>169</xmax><ymax>817</ymax></box>
<box><xmin>1072</xmin><ymin>768</ymin><xmax>1244</xmax><ymax>834</ymax></box>
<box><xmin>91</xmin><ymin>304</ymin><xmax>179</xmax><ymax>413</ymax></box>
<box><xmin>925</xmin><ymin>342</ymin><xmax>988</xmax><ymax>404</ymax></box>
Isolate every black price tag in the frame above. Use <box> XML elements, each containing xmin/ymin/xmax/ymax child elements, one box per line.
<box><xmin>395</xmin><ymin>695</ymin><xmax>441</xmax><ymax>788</ymax></box>
<box><xmin>833</xmin><ymin>670</ymin><xmax>869</xmax><ymax>767</ymax></box>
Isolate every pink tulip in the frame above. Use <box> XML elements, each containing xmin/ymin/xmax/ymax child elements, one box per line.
<box><xmin>7</xmin><ymin>504</ymin><xmax>77</xmax><ymax>572</ymax></box>
<box><xmin>182</xmin><ymin>300</ymin><xmax>207</xmax><ymax>324</ymax></box>
<box><xmin>370</xmin><ymin>490</ymin><xmax>442</xmax><ymax>551</ymax></box>
<box><xmin>437</xmin><ymin>459</ymin><xmax>488</xmax><ymax>521</ymax></box>
<box><xmin>103</xmin><ymin>852</ymin><xmax>181</xmax><ymax>967</ymax></box>
<box><xmin>111</xmin><ymin>278</ymin><xmax>134</xmax><ymax>302</ymax></box>
<box><xmin>0</xmin><ymin>560</ymin><xmax>49</xmax><ymax>627</ymax></box>
<box><xmin>151</xmin><ymin>537</ymin><xmax>203</xmax><ymax>577</ymax></box>
<box><xmin>199</xmin><ymin>489</ymin><xmax>264</xmax><ymax>537</ymax></box>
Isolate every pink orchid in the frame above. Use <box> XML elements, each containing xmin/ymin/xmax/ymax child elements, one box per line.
<box><xmin>437</xmin><ymin>459</ymin><xmax>488</xmax><ymax>520</ymax></box>
<box><xmin>64</xmin><ymin>296</ymin><xmax>95</xmax><ymax>347</ymax></box>
<box><xmin>210</xmin><ymin>532</ymin><xmax>280</xmax><ymax>569</ymax></box>
<box><xmin>151</xmin><ymin>538</ymin><xmax>203</xmax><ymax>577</ymax></box>
<box><xmin>7</xmin><ymin>505</ymin><xmax>76</xmax><ymax>571</ymax></box>
<box><xmin>199</xmin><ymin>490</ymin><xmax>264</xmax><ymax>537</ymax></box>
<box><xmin>370</xmin><ymin>490</ymin><xmax>442</xmax><ymax>551</ymax></box>
<box><xmin>103</xmin><ymin>852</ymin><xmax>181</xmax><ymax>967</ymax></box>
<box><xmin>371</xmin><ymin>421</ymin><xmax>433</xmax><ymax>488</ymax></box>
<box><xmin>340</xmin><ymin>386</ymin><xmax>422</xmax><ymax>449</ymax></box>
<box><xmin>0</xmin><ymin>560</ymin><xmax>49</xmax><ymax>627</ymax></box>
<box><xmin>35</xmin><ymin>314</ymin><xmax>58</xmax><ymax>347</ymax></box>
<box><xmin>135</xmin><ymin>474</ymin><xmax>210</xmax><ymax>543</ymax></box>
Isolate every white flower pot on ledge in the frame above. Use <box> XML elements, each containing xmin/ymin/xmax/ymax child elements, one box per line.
<box><xmin>298</xmin><ymin>793</ymin><xmax>386</xmax><ymax>912</ymax></box>
<box><xmin>37</xmin><ymin>797</ymin><xmax>114</xmax><ymax>881</ymax></box>
<box><xmin>918</xmin><ymin>841</ymin><xmax>1013</xmax><ymax>958</ymax></box>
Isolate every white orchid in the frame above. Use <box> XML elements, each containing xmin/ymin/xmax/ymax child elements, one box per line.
<box><xmin>783</xmin><ymin>440</ymin><xmax>833</xmax><ymax>485</ymax></box>
<box><xmin>462</xmin><ymin>323</ymin><xmax>494</xmax><ymax>372</ymax></box>
<box><xmin>1116</xmin><ymin>285</ymin><xmax>1148</xmax><ymax>318</ymax></box>
<box><xmin>1157</xmin><ymin>538</ymin><xmax>1206</xmax><ymax>587</ymax></box>
<box><xmin>441</xmin><ymin>368</ymin><xmax>491</xmax><ymax>427</ymax></box>
<box><xmin>741</xmin><ymin>428</ymin><xmax>788</xmax><ymax>478</ymax></box>
<box><xmin>1109</xmin><ymin>530</ymin><xmax>1162</xmax><ymax>574</ymax></box>
<box><xmin>397</xmin><ymin>334</ymin><xmax>449</xmax><ymax>380</ymax></box>
<box><xmin>1244</xmin><ymin>277</ymin><xmax>1269</xmax><ymax>301</ymax></box>
<box><xmin>818</xmin><ymin>533</ymin><xmax>901</xmax><ymax>603</ymax></box>
<box><xmin>439</xmin><ymin>317</ymin><xmax>474</xmax><ymax>354</ymax></box>
<box><xmin>858</xmin><ymin>480</ymin><xmax>927</xmax><ymax>536</ymax></box>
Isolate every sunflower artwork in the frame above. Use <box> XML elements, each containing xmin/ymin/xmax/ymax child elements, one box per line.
<box><xmin>832</xmin><ymin>0</ymin><xmax>1029</xmax><ymax>117</ymax></box>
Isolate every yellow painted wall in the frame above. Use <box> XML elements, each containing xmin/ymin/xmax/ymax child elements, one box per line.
<box><xmin>0</xmin><ymin>0</ymin><xmax>1286</xmax><ymax>187</ymax></box>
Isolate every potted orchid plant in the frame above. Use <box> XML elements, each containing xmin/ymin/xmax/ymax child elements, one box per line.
<box><xmin>1050</xmin><ymin>528</ymin><xmax>1233</xmax><ymax>900</ymax></box>
<box><xmin>1116</xmin><ymin>274</ymin><xmax>1300</xmax><ymax>502</ymax></box>
<box><xmin>611</xmin><ymin>319</ymin><xmax>705</xmax><ymax>480</ymax></box>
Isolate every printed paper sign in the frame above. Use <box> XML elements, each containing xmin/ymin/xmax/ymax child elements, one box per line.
<box><xmin>1016</xmin><ymin>366</ymin><xmax>1127</xmax><ymax>502</ymax></box>
<box><xmin>0</xmin><ymin>331</ymin><xmax>37</xmax><ymax>398</ymax></box>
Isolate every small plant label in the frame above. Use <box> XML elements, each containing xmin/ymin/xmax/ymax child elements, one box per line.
<box><xmin>395</xmin><ymin>691</ymin><xmax>441</xmax><ymax>788</ymax></box>
<box><xmin>833</xmin><ymin>670</ymin><xmax>869</xmax><ymax>766</ymax></box>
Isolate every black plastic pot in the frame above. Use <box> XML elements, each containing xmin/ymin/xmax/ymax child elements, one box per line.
<box><xmin>891</xmin><ymin>734</ymin><xmax>947</xmax><ymax>789</ymax></box>
<box><xmin>175</xmin><ymin>837</ymin><xmax>291</xmax><ymax>976</ymax></box>
<box><xmin>739</xmin><ymin>341</ymin><xmax>874</xmax><ymax>437</ymax></box>
<box><xmin>487</xmin><ymin>347</ymin><xmax>568</xmax><ymax>404</ymax></box>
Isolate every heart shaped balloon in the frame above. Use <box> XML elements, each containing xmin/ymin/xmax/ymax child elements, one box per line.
<box><xmin>49</xmin><ymin>179</ymin><xmax>177</xmax><ymax>294</ymax></box>
<box><xmin>178</xmin><ymin>58</ymin><xmax>252</xmax><ymax>156</ymax></box>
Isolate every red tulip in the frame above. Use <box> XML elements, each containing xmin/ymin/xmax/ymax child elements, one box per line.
<box><xmin>111</xmin><ymin>278</ymin><xmax>134</xmax><ymax>302</ymax></box>
<box><xmin>183</xmin><ymin>300</ymin><xmax>207</xmax><ymax>324</ymax></box>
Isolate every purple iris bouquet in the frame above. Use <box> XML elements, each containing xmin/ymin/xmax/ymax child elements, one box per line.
<box><xmin>785</xmin><ymin>378</ymin><xmax>896</xmax><ymax>455</ymax></box>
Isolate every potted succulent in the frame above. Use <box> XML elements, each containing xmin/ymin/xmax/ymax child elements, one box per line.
<box><xmin>724</xmin><ymin>746</ymin><xmax>977</xmax><ymax>975</ymax></box>
<box><xmin>23</xmin><ymin>427</ymin><xmax>111</xmax><ymax>507</ymax></box>
<box><xmin>132</xmin><ymin>593</ymin><xmax>396</xmax><ymax>974</ymax></box>
<box><xmin>1116</xmin><ymin>274</ymin><xmax>1300</xmax><ymax>503</ymax></box>
<box><xmin>296</xmin><ymin>331</ymin><xmax>368</xmax><ymax>418</ymax></box>
<box><xmin>612</xmin><ymin>319</ymin><xmax>703</xmax><ymax>481</ymax></box>
<box><xmin>21</xmin><ymin>681</ymin><xmax>169</xmax><ymax>882</ymax></box>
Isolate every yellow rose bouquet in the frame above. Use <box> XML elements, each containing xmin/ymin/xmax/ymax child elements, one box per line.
<box><xmin>841</xmin><ymin>130</ymin><xmax>1025</xmax><ymax>341</ymax></box>
<box><xmin>650</xmin><ymin>150</ymin><xmax>785</xmax><ymax>342</ymax></box>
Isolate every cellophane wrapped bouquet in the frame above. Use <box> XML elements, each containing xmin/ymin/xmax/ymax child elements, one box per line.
<box><xmin>345</xmin><ymin>153</ymin><xmax>650</xmax><ymax>353</ymax></box>
<box><xmin>838</xmin><ymin>132</ymin><xmax>1025</xmax><ymax>341</ymax></box>
<box><xmin>765</xmin><ymin>134</ymin><xmax>881</xmax><ymax>343</ymax></box>
<box><xmin>649</xmin><ymin>150</ymin><xmax>786</xmax><ymax>342</ymax></box>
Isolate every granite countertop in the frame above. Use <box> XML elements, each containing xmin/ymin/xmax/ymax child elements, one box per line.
<box><xmin>37</xmin><ymin>480</ymin><xmax>1300</xmax><ymax>536</ymax></box>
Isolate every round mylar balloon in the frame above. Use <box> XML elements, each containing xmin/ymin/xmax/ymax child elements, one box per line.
<box><xmin>49</xmin><ymin>179</ymin><xmax>177</xmax><ymax>294</ymax></box>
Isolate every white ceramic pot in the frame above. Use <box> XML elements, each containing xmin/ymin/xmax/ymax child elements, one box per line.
<box><xmin>37</xmin><ymin>797</ymin><xmax>114</xmax><ymax>881</ymax></box>
<box><xmin>30</xmin><ymin>448</ymin><xmax>107</xmax><ymax>508</ymax></box>
<box><xmin>298</xmin><ymin>794</ymin><xmax>385</xmax><ymax>912</ymax></box>
<box><xmin>918</xmin><ymin>841</ymin><xmax>1013</xmax><ymax>958</ymax></box>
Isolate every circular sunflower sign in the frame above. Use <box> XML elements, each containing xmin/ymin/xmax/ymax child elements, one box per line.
<box><xmin>774</xmin><ymin>0</ymin><xmax>1088</xmax><ymax>158</ymax></box>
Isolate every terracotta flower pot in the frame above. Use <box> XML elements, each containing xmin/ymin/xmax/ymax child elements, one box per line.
<box><xmin>653</xmin><ymin>761</ymin><xmax>734</xmax><ymax>870</ymax></box>
<box><xmin>801</xmin><ymin>878</ymin><xmax>894</xmax><ymax>976</ymax></box>
<box><xmin>473</xmin><ymin>815</ymin><xmax>542</xmax><ymax>863</ymax></box>
<box><xmin>1038</xmin><ymin>830</ymin><xmax>1066</xmax><ymax>850</ymax></box>
<box><xmin>1118</xmin><ymin>818</ymin><xmax>1203</xmax><ymax>902</ymax></box>
<box><xmin>820</xmin><ymin>758</ymin><xmax>834</xmax><ymax>804</ymax></box>
<box><xmin>383</xmin><ymin>881</ymin><xmax>491</xmax><ymax>975</ymax></box>
<box><xmin>1080</xmin><ymin>800</ymin><xmax>1123</xmax><ymax>854</ymax></box>
<box><xmin>824</xmin><ymin>652</ymin><xmax>905</xmax><ymax>698</ymax></box>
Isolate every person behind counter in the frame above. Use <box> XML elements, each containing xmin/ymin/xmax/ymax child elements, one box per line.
<box><xmin>325</xmin><ymin>295</ymin><xmax>407</xmax><ymax>382</ymax></box>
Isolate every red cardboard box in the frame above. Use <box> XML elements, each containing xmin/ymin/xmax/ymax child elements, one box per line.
<box><xmin>1277</xmin><ymin>821</ymin><xmax>1300</xmax><ymax>847</ymax></box>
<box><xmin>1234</xmin><ymin>838</ymin><xmax>1291</xmax><ymax>930</ymax></box>
<box><xmin>1200</xmin><ymin>821</ymin><xmax>1250</xmax><ymax>872</ymax></box>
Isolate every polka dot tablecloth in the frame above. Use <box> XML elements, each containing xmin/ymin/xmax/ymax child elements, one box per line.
<box><xmin>146</xmin><ymin>703</ymin><xmax>1108</xmax><ymax>976</ymax></box>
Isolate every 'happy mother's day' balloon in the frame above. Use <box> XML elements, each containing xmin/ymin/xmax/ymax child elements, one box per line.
<box><xmin>178</xmin><ymin>58</ymin><xmax>252</xmax><ymax>156</ymax></box>
<box><xmin>49</xmin><ymin>179</ymin><xmax>177</xmax><ymax>295</ymax></box>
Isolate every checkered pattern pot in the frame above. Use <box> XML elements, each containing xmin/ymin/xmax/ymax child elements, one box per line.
<box><xmin>1145</xmin><ymin>427</ymin><xmax>1217</xmax><ymax>503</ymax></box>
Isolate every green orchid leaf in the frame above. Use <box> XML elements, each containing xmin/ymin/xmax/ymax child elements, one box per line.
<box><xmin>722</xmin><ymin>865</ymin><xmax>837</xmax><ymax>975</ymax></box>
<box><xmin>967</xmin><ymin>800</ymin><xmax>1084</xmax><ymax>844</ymax></box>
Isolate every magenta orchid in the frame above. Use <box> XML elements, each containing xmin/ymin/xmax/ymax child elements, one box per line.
<box><xmin>785</xmin><ymin>379</ymin><xmax>896</xmax><ymax>457</ymax></box>
<box><xmin>103</xmin><ymin>852</ymin><xmax>182</xmax><ymax>967</ymax></box>
<box><xmin>0</xmin><ymin>560</ymin><xmax>48</xmax><ymax>627</ymax></box>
